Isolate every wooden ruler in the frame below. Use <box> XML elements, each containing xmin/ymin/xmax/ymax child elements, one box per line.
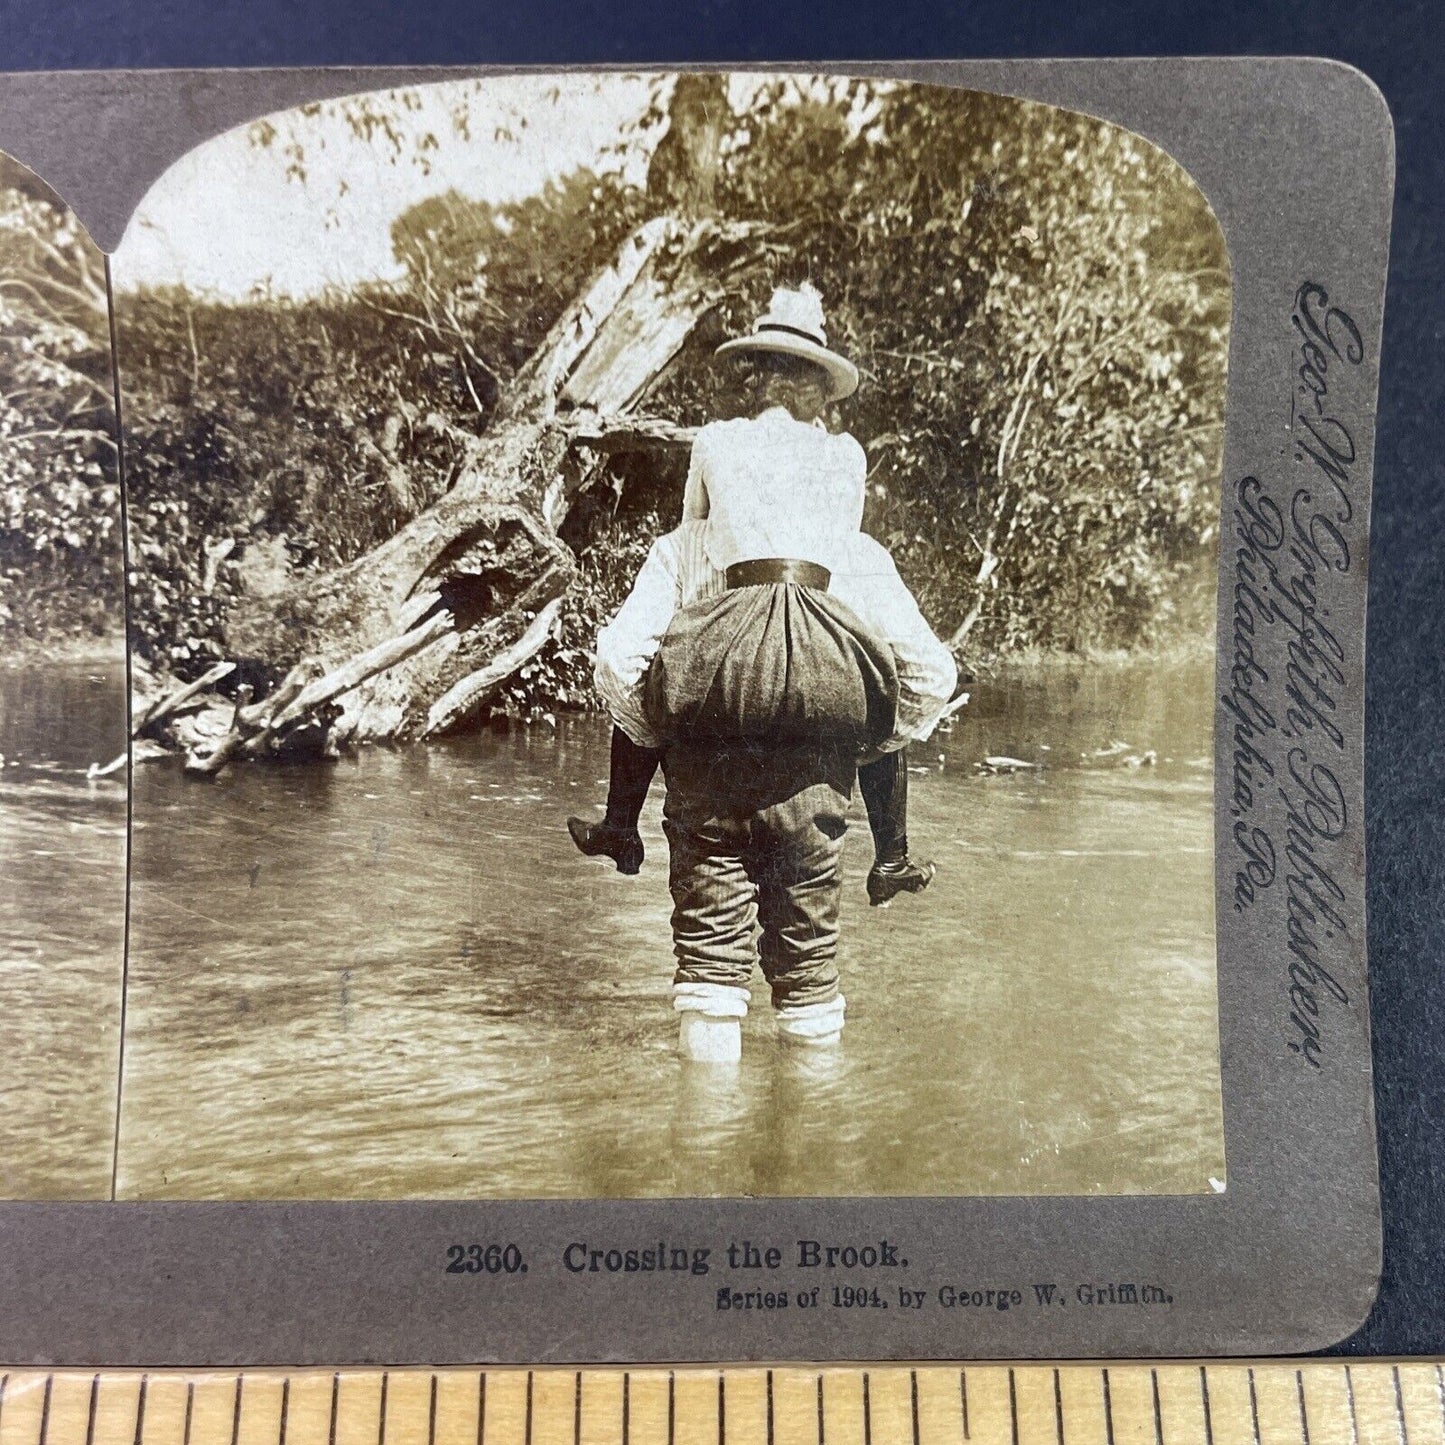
<box><xmin>0</xmin><ymin>1364</ymin><xmax>1440</xmax><ymax>1445</ymax></box>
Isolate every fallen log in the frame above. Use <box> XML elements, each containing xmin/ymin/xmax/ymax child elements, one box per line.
<box><xmin>267</xmin><ymin>607</ymin><xmax>455</xmax><ymax>733</ymax></box>
<box><xmin>133</xmin><ymin>660</ymin><xmax>236</xmax><ymax>736</ymax></box>
<box><xmin>87</xmin><ymin>738</ymin><xmax>170</xmax><ymax>780</ymax></box>
<box><xmin>180</xmin><ymin>609</ymin><xmax>458</xmax><ymax>773</ymax></box>
<box><xmin>570</xmin><ymin>414</ymin><xmax>698</xmax><ymax>455</ymax></box>
<box><xmin>424</xmin><ymin>597</ymin><xmax>563</xmax><ymax>737</ymax></box>
<box><xmin>185</xmin><ymin>685</ymin><xmax>254</xmax><ymax>776</ymax></box>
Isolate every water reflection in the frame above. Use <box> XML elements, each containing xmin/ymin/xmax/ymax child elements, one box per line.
<box><xmin>115</xmin><ymin>658</ymin><xmax>1223</xmax><ymax>1201</ymax></box>
<box><xmin>0</xmin><ymin>658</ymin><xmax>126</xmax><ymax>1199</ymax></box>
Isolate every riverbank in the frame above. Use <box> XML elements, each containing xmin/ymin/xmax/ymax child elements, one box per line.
<box><xmin>0</xmin><ymin>628</ymin><xmax>125</xmax><ymax>670</ymax></box>
<box><xmin>976</xmin><ymin>631</ymin><xmax>1216</xmax><ymax>675</ymax></box>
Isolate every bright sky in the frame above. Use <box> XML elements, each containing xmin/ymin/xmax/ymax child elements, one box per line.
<box><xmin>112</xmin><ymin>74</ymin><xmax>661</xmax><ymax>299</ymax></box>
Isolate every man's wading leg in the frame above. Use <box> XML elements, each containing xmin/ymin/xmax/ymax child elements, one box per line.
<box><xmin>754</xmin><ymin>770</ymin><xmax>851</xmax><ymax>1047</ymax></box>
<box><xmin>663</xmin><ymin>787</ymin><xmax>755</xmax><ymax>1064</ymax></box>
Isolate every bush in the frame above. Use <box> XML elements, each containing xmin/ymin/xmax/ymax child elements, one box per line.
<box><xmin>0</xmin><ymin>155</ymin><xmax>124</xmax><ymax>645</ymax></box>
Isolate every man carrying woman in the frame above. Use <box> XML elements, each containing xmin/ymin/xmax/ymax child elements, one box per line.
<box><xmin>569</xmin><ymin>285</ymin><xmax>957</xmax><ymax>1062</ymax></box>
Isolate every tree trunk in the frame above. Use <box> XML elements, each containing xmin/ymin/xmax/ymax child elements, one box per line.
<box><xmin>160</xmin><ymin>214</ymin><xmax>763</xmax><ymax>769</ymax></box>
<box><xmin>150</xmin><ymin>76</ymin><xmax>764</xmax><ymax>772</ymax></box>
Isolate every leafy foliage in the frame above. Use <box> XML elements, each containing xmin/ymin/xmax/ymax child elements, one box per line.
<box><xmin>0</xmin><ymin>154</ymin><xmax>122</xmax><ymax>643</ymax></box>
<box><xmin>13</xmin><ymin>77</ymin><xmax>1229</xmax><ymax>701</ymax></box>
<box><xmin>117</xmin><ymin>286</ymin><xmax>485</xmax><ymax>670</ymax></box>
<box><xmin>389</xmin><ymin>167</ymin><xmax>647</xmax><ymax>383</ymax></box>
<box><xmin>641</xmin><ymin>79</ymin><xmax>1229</xmax><ymax>655</ymax></box>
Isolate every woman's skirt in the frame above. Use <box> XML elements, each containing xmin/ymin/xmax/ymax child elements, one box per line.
<box><xmin>641</xmin><ymin>582</ymin><xmax>898</xmax><ymax>755</ymax></box>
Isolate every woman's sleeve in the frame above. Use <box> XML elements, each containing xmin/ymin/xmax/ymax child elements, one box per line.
<box><xmin>832</xmin><ymin>535</ymin><xmax>957</xmax><ymax>750</ymax></box>
<box><xmin>681</xmin><ymin>429</ymin><xmax>711</xmax><ymax>520</ymax></box>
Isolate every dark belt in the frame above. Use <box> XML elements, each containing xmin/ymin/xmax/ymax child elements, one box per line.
<box><xmin>724</xmin><ymin>557</ymin><xmax>831</xmax><ymax>591</ymax></box>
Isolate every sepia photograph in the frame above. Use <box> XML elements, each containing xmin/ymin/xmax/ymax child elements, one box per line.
<box><xmin>6</xmin><ymin>71</ymin><xmax>1232</xmax><ymax>1202</ymax></box>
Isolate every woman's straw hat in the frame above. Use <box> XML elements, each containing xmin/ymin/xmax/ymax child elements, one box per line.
<box><xmin>714</xmin><ymin>283</ymin><xmax>859</xmax><ymax>400</ymax></box>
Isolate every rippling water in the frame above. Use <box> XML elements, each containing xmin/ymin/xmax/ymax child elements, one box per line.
<box><xmin>0</xmin><ymin>658</ymin><xmax>1225</xmax><ymax>1200</ymax></box>
<box><xmin>0</xmin><ymin>655</ymin><xmax>127</xmax><ymax>1199</ymax></box>
<box><xmin>117</xmin><ymin>659</ymin><xmax>1224</xmax><ymax>1200</ymax></box>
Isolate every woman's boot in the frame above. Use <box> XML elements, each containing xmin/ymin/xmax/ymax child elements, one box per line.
<box><xmin>859</xmin><ymin>750</ymin><xmax>936</xmax><ymax>905</ymax></box>
<box><xmin>567</xmin><ymin>817</ymin><xmax>645</xmax><ymax>874</ymax></box>
<box><xmin>566</xmin><ymin>729</ymin><xmax>662</xmax><ymax>875</ymax></box>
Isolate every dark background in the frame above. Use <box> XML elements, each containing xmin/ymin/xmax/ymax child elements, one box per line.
<box><xmin>0</xmin><ymin>0</ymin><xmax>1438</xmax><ymax>1357</ymax></box>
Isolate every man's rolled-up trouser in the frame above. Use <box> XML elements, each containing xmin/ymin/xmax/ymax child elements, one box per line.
<box><xmin>661</xmin><ymin>742</ymin><xmax>855</xmax><ymax>1011</ymax></box>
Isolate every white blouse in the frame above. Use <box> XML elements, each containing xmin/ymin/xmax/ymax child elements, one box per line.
<box><xmin>681</xmin><ymin>406</ymin><xmax>868</xmax><ymax>573</ymax></box>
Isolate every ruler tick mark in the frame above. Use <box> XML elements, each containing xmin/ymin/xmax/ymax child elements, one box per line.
<box><xmin>476</xmin><ymin>1372</ymin><xmax>485</xmax><ymax>1445</ymax></box>
<box><xmin>328</xmin><ymin>1375</ymin><xmax>340</xmax><ymax>1445</ymax></box>
<box><xmin>961</xmin><ymin>1371</ymin><xmax>971</xmax><ymax>1442</ymax></box>
<box><xmin>1394</xmin><ymin>1366</ymin><xmax>1408</xmax><ymax>1445</ymax></box>
<box><xmin>766</xmin><ymin>1371</ymin><xmax>773</xmax><ymax>1445</ymax></box>
<box><xmin>427</xmin><ymin>1377</ymin><xmax>436</xmax><ymax>1445</ymax></box>
<box><xmin>719</xmin><ymin>1373</ymin><xmax>726</xmax><ymax>1445</ymax></box>
<box><xmin>817</xmin><ymin>1375</ymin><xmax>825</xmax><ymax>1445</ymax></box>
<box><xmin>1152</xmin><ymin>1369</ymin><xmax>1163</xmax><ymax>1445</ymax></box>
<box><xmin>1296</xmin><ymin>1370</ymin><xmax>1311</xmax><ymax>1445</ymax></box>
<box><xmin>1054</xmin><ymin>1369</ymin><xmax>1066</xmax><ymax>1445</ymax></box>
<box><xmin>135</xmin><ymin>1376</ymin><xmax>149</xmax><ymax>1445</ymax></box>
<box><xmin>1103</xmin><ymin>1369</ymin><xmax>1116</xmax><ymax>1445</ymax></box>
<box><xmin>277</xmin><ymin>1379</ymin><xmax>287</xmax><ymax>1445</ymax></box>
<box><xmin>668</xmin><ymin>1372</ymin><xmax>675</xmax><ymax>1445</ymax></box>
<box><xmin>1248</xmin><ymin>1369</ymin><xmax>1261</xmax><ymax>1445</ymax></box>
<box><xmin>1010</xmin><ymin>1370</ymin><xmax>1021</xmax><ymax>1445</ymax></box>
<box><xmin>1345</xmin><ymin>1367</ymin><xmax>1360</xmax><ymax>1445</ymax></box>
<box><xmin>183</xmin><ymin>1384</ymin><xmax>194</xmax><ymax>1445</ymax></box>
<box><xmin>379</xmin><ymin>1373</ymin><xmax>390</xmax><ymax>1445</ymax></box>
<box><xmin>85</xmin><ymin>1375</ymin><xmax>100</xmax><ymax>1445</ymax></box>
<box><xmin>574</xmin><ymin>1372</ymin><xmax>582</xmax><ymax>1445</ymax></box>
<box><xmin>863</xmin><ymin>1373</ymin><xmax>872</xmax><ymax>1445</ymax></box>
<box><xmin>912</xmin><ymin>1370</ymin><xmax>921</xmax><ymax>1445</ymax></box>
<box><xmin>623</xmin><ymin>1373</ymin><xmax>630</xmax><ymax>1445</ymax></box>
<box><xmin>1199</xmin><ymin>1369</ymin><xmax>1214</xmax><ymax>1445</ymax></box>
<box><xmin>525</xmin><ymin>1373</ymin><xmax>533</xmax><ymax>1445</ymax></box>
<box><xmin>39</xmin><ymin>1375</ymin><xmax>53</xmax><ymax>1445</ymax></box>
<box><xmin>230</xmin><ymin>1376</ymin><xmax>243</xmax><ymax>1445</ymax></box>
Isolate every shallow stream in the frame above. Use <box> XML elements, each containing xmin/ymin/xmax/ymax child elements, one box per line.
<box><xmin>0</xmin><ymin>658</ymin><xmax>1224</xmax><ymax>1200</ymax></box>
